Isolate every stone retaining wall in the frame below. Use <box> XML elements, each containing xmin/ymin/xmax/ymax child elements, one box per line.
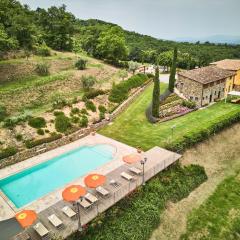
<box><xmin>0</xmin><ymin>81</ymin><xmax>153</xmax><ymax>169</ymax></box>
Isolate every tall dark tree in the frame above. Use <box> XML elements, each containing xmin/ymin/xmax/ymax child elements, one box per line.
<box><xmin>152</xmin><ymin>66</ymin><xmax>160</xmax><ymax>118</ymax></box>
<box><xmin>168</xmin><ymin>47</ymin><xmax>178</xmax><ymax>92</ymax></box>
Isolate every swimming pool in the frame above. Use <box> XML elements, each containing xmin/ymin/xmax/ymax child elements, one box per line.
<box><xmin>0</xmin><ymin>144</ymin><xmax>115</xmax><ymax>208</ymax></box>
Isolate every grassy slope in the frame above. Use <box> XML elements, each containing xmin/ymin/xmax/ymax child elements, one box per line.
<box><xmin>181</xmin><ymin>174</ymin><xmax>240</xmax><ymax>240</ymax></box>
<box><xmin>99</xmin><ymin>83</ymin><xmax>240</xmax><ymax>151</ymax></box>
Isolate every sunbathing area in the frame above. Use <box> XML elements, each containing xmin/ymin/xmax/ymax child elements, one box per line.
<box><xmin>0</xmin><ymin>133</ymin><xmax>181</xmax><ymax>240</ymax></box>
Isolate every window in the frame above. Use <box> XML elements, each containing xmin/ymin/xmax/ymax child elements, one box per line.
<box><xmin>190</xmin><ymin>96</ymin><xmax>193</xmax><ymax>100</ymax></box>
<box><xmin>203</xmin><ymin>97</ymin><xmax>205</xmax><ymax>100</ymax></box>
<box><xmin>195</xmin><ymin>97</ymin><xmax>199</xmax><ymax>101</ymax></box>
<box><xmin>215</xmin><ymin>91</ymin><xmax>217</xmax><ymax>95</ymax></box>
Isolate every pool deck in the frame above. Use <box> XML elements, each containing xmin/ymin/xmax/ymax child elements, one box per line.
<box><xmin>0</xmin><ymin>133</ymin><xmax>181</xmax><ymax>240</ymax></box>
<box><xmin>0</xmin><ymin>133</ymin><xmax>136</xmax><ymax>221</ymax></box>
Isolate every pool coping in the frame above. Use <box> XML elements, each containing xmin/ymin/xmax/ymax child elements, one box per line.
<box><xmin>0</xmin><ymin>133</ymin><xmax>136</xmax><ymax>220</ymax></box>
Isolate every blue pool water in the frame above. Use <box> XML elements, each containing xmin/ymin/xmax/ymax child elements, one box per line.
<box><xmin>0</xmin><ymin>144</ymin><xmax>115</xmax><ymax>208</ymax></box>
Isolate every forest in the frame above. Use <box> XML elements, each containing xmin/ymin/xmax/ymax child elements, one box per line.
<box><xmin>1</xmin><ymin>0</ymin><xmax>240</xmax><ymax>69</ymax></box>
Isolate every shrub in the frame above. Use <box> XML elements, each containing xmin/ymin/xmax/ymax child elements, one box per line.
<box><xmin>34</xmin><ymin>44</ymin><xmax>51</xmax><ymax>57</ymax></box>
<box><xmin>35</xmin><ymin>62</ymin><xmax>50</xmax><ymax>76</ymax></box>
<box><xmin>52</xmin><ymin>95</ymin><xmax>68</xmax><ymax>109</ymax></box>
<box><xmin>109</xmin><ymin>74</ymin><xmax>149</xmax><ymax>103</ymax></box>
<box><xmin>15</xmin><ymin>134</ymin><xmax>23</xmax><ymax>141</ymax></box>
<box><xmin>55</xmin><ymin>114</ymin><xmax>71</xmax><ymax>133</ymax></box>
<box><xmin>75</xmin><ymin>58</ymin><xmax>87</xmax><ymax>70</ymax></box>
<box><xmin>0</xmin><ymin>147</ymin><xmax>18</xmax><ymax>160</ymax></box>
<box><xmin>3</xmin><ymin>113</ymin><xmax>31</xmax><ymax>129</ymax></box>
<box><xmin>0</xmin><ymin>105</ymin><xmax>7</xmax><ymax>122</ymax></box>
<box><xmin>82</xmin><ymin>89</ymin><xmax>106</xmax><ymax>101</ymax></box>
<box><xmin>71</xmin><ymin>116</ymin><xmax>79</xmax><ymax>124</ymax></box>
<box><xmin>25</xmin><ymin>133</ymin><xmax>62</xmax><ymax>149</ymax></box>
<box><xmin>71</xmin><ymin>108</ymin><xmax>80</xmax><ymax>115</ymax></box>
<box><xmin>182</xmin><ymin>100</ymin><xmax>196</xmax><ymax>109</ymax></box>
<box><xmin>79</xmin><ymin>115</ymin><xmax>88</xmax><ymax>128</ymax></box>
<box><xmin>53</xmin><ymin>111</ymin><xmax>65</xmax><ymax>117</ymax></box>
<box><xmin>80</xmin><ymin>108</ymin><xmax>88</xmax><ymax>115</ymax></box>
<box><xmin>85</xmin><ymin>100</ymin><xmax>96</xmax><ymax>112</ymax></box>
<box><xmin>28</xmin><ymin>117</ymin><xmax>46</xmax><ymax>129</ymax></box>
<box><xmin>37</xmin><ymin>128</ymin><xmax>45</xmax><ymax>135</ymax></box>
<box><xmin>99</xmin><ymin>111</ymin><xmax>105</xmax><ymax>120</ymax></box>
<box><xmin>81</xmin><ymin>75</ymin><xmax>96</xmax><ymax>90</ymax></box>
<box><xmin>98</xmin><ymin>105</ymin><xmax>107</xmax><ymax>113</ymax></box>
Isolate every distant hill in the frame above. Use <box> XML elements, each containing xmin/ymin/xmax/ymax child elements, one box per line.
<box><xmin>175</xmin><ymin>35</ymin><xmax>240</xmax><ymax>45</ymax></box>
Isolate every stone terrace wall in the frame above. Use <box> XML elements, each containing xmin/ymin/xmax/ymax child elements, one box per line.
<box><xmin>0</xmin><ymin>81</ymin><xmax>153</xmax><ymax>169</ymax></box>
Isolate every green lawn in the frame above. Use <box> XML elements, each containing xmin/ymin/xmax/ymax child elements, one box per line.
<box><xmin>181</xmin><ymin>174</ymin><xmax>240</xmax><ymax>240</ymax></box>
<box><xmin>99</xmin><ymin>83</ymin><xmax>240</xmax><ymax>151</ymax></box>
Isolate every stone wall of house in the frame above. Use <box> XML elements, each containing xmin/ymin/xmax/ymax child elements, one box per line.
<box><xmin>202</xmin><ymin>80</ymin><xmax>226</xmax><ymax>106</ymax></box>
<box><xmin>176</xmin><ymin>75</ymin><xmax>203</xmax><ymax>107</ymax></box>
<box><xmin>0</xmin><ymin>81</ymin><xmax>153</xmax><ymax>169</ymax></box>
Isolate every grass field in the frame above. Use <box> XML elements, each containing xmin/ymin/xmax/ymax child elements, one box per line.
<box><xmin>181</xmin><ymin>173</ymin><xmax>240</xmax><ymax>240</ymax></box>
<box><xmin>99</xmin><ymin>83</ymin><xmax>240</xmax><ymax>151</ymax></box>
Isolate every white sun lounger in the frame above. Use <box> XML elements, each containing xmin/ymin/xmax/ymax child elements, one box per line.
<box><xmin>110</xmin><ymin>179</ymin><xmax>120</xmax><ymax>188</ymax></box>
<box><xmin>96</xmin><ymin>186</ymin><xmax>109</xmax><ymax>197</ymax></box>
<box><xmin>121</xmin><ymin>172</ymin><xmax>135</xmax><ymax>181</ymax></box>
<box><xmin>62</xmin><ymin>206</ymin><xmax>76</xmax><ymax>218</ymax></box>
<box><xmin>80</xmin><ymin>198</ymin><xmax>92</xmax><ymax>209</ymax></box>
<box><xmin>48</xmin><ymin>214</ymin><xmax>63</xmax><ymax>229</ymax></box>
<box><xmin>85</xmin><ymin>192</ymin><xmax>98</xmax><ymax>204</ymax></box>
<box><xmin>129</xmin><ymin>166</ymin><xmax>142</xmax><ymax>175</ymax></box>
<box><xmin>33</xmin><ymin>222</ymin><xmax>49</xmax><ymax>239</ymax></box>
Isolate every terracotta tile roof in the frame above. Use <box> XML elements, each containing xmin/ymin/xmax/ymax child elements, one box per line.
<box><xmin>178</xmin><ymin>66</ymin><xmax>235</xmax><ymax>84</ymax></box>
<box><xmin>211</xmin><ymin>59</ymin><xmax>240</xmax><ymax>71</ymax></box>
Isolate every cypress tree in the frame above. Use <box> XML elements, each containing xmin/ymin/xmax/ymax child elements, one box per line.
<box><xmin>152</xmin><ymin>66</ymin><xmax>160</xmax><ymax>118</ymax></box>
<box><xmin>168</xmin><ymin>47</ymin><xmax>178</xmax><ymax>92</ymax></box>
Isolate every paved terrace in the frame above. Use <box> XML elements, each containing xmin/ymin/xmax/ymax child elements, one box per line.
<box><xmin>16</xmin><ymin>146</ymin><xmax>181</xmax><ymax>240</ymax></box>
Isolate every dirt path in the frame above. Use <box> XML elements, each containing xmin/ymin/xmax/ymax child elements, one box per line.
<box><xmin>150</xmin><ymin>123</ymin><xmax>240</xmax><ymax>240</ymax></box>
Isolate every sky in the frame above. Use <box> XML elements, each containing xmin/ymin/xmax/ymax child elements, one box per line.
<box><xmin>19</xmin><ymin>0</ymin><xmax>240</xmax><ymax>41</ymax></box>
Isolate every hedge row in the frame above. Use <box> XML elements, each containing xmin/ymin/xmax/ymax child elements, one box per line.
<box><xmin>69</xmin><ymin>164</ymin><xmax>207</xmax><ymax>240</ymax></box>
<box><xmin>0</xmin><ymin>147</ymin><xmax>18</xmax><ymax>160</ymax></box>
<box><xmin>109</xmin><ymin>74</ymin><xmax>150</xmax><ymax>103</ymax></box>
<box><xmin>25</xmin><ymin>133</ymin><xmax>62</xmax><ymax>149</ymax></box>
<box><xmin>166</xmin><ymin>109</ymin><xmax>240</xmax><ymax>152</ymax></box>
<box><xmin>82</xmin><ymin>89</ymin><xmax>106</xmax><ymax>101</ymax></box>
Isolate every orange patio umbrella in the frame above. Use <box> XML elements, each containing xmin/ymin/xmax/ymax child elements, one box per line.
<box><xmin>62</xmin><ymin>185</ymin><xmax>86</xmax><ymax>202</ymax></box>
<box><xmin>15</xmin><ymin>210</ymin><xmax>37</xmax><ymax>228</ymax></box>
<box><xmin>84</xmin><ymin>174</ymin><xmax>106</xmax><ymax>188</ymax></box>
<box><xmin>122</xmin><ymin>153</ymin><xmax>141</xmax><ymax>164</ymax></box>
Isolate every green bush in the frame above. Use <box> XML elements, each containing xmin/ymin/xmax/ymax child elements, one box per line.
<box><xmin>71</xmin><ymin>116</ymin><xmax>80</xmax><ymax>124</ymax></box>
<box><xmin>28</xmin><ymin>117</ymin><xmax>46</xmax><ymax>129</ymax></box>
<box><xmin>182</xmin><ymin>100</ymin><xmax>196</xmax><ymax>109</ymax></box>
<box><xmin>71</xmin><ymin>108</ymin><xmax>80</xmax><ymax>115</ymax></box>
<box><xmin>80</xmin><ymin>108</ymin><xmax>88</xmax><ymax>115</ymax></box>
<box><xmin>82</xmin><ymin>89</ymin><xmax>106</xmax><ymax>101</ymax></box>
<box><xmin>3</xmin><ymin>113</ymin><xmax>31</xmax><ymax>129</ymax></box>
<box><xmin>0</xmin><ymin>147</ymin><xmax>18</xmax><ymax>160</ymax></box>
<box><xmin>37</xmin><ymin>128</ymin><xmax>45</xmax><ymax>135</ymax></box>
<box><xmin>34</xmin><ymin>44</ymin><xmax>51</xmax><ymax>57</ymax></box>
<box><xmin>75</xmin><ymin>58</ymin><xmax>87</xmax><ymax>70</ymax></box>
<box><xmin>98</xmin><ymin>105</ymin><xmax>107</xmax><ymax>113</ymax></box>
<box><xmin>68</xmin><ymin>164</ymin><xmax>207</xmax><ymax>240</ymax></box>
<box><xmin>0</xmin><ymin>105</ymin><xmax>7</xmax><ymax>122</ymax></box>
<box><xmin>79</xmin><ymin>115</ymin><xmax>88</xmax><ymax>128</ymax></box>
<box><xmin>99</xmin><ymin>111</ymin><xmax>105</xmax><ymax>120</ymax></box>
<box><xmin>25</xmin><ymin>133</ymin><xmax>62</xmax><ymax>149</ymax></box>
<box><xmin>109</xmin><ymin>74</ymin><xmax>149</xmax><ymax>103</ymax></box>
<box><xmin>35</xmin><ymin>62</ymin><xmax>50</xmax><ymax>76</ymax></box>
<box><xmin>53</xmin><ymin>111</ymin><xmax>65</xmax><ymax>117</ymax></box>
<box><xmin>85</xmin><ymin>100</ymin><xmax>96</xmax><ymax>112</ymax></box>
<box><xmin>81</xmin><ymin>75</ymin><xmax>96</xmax><ymax>90</ymax></box>
<box><xmin>55</xmin><ymin>114</ymin><xmax>71</xmax><ymax>133</ymax></box>
<box><xmin>15</xmin><ymin>134</ymin><xmax>23</xmax><ymax>141</ymax></box>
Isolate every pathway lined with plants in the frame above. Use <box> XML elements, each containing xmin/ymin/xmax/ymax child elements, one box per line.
<box><xmin>150</xmin><ymin>123</ymin><xmax>240</xmax><ymax>240</ymax></box>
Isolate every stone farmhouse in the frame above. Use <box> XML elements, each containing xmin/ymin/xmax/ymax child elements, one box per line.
<box><xmin>210</xmin><ymin>59</ymin><xmax>240</xmax><ymax>91</ymax></box>
<box><xmin>176</xmin><ymin>66</ymin><xmax>236</xmax><ymax>107</ymax></box>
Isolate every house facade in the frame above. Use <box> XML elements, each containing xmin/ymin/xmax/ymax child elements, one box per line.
<box><xmin>211</xmin><ymin>59</ymin><xmax>240</xmax><ymax>91</ymax></box>
<box><xmin>176</xmin><ymin>66</ymin><xmax>236</xmax><ymax>107</ymax></box>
